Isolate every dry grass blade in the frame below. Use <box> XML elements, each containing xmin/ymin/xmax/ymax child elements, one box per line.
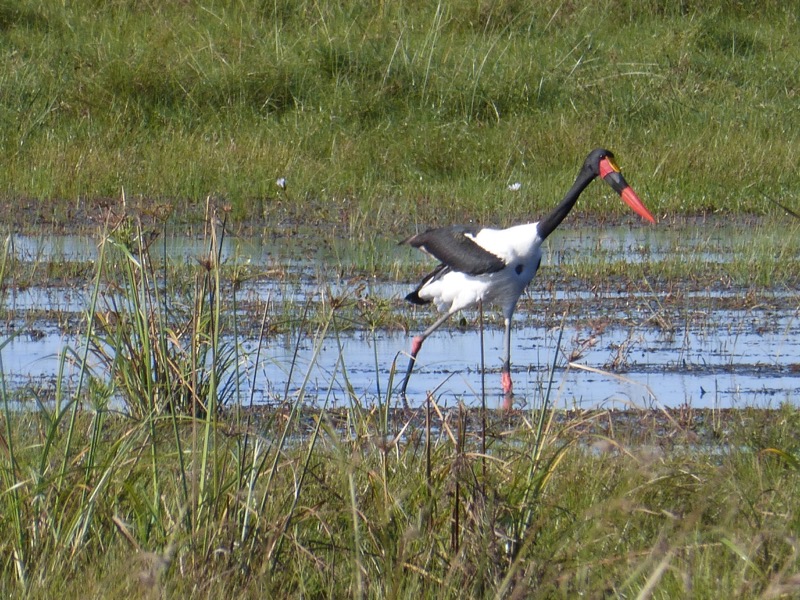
<box><xmin>567</xmin><ymin>361</ymin><xmax>658</xmax><ymax>404</ymax></box>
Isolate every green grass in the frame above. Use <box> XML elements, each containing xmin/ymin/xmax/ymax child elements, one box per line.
<box><xmin>1</xmin><ymin>0</ymin><xmax>798</xmax><ymax>230</ymax></box>
<box><xmin>3</xmin><ymin>397</ymin><xmax>800</xmax><ymax>598</ymax></box>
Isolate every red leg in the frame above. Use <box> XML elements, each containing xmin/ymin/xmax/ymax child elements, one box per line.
<box><xmin>501</xmin><ymin>316</ymin><xmax>514</xmax><ymax>410</ymax></box>
<box><xmin>501</xmin><ymin>368</ymin><xmax>513</xmax><ymax>411</ymax></box>
<box><xmin>399</xmin><ymin>313</ymin><xmax>453</xmax><ymax>401</ymax></box>
<box><xmin>501</xmin><ymin>370</ymin><xmax>513</xmax><ymax>395</ymax></box>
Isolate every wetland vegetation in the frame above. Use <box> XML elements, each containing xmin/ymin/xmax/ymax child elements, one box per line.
<box><xmin>1</xmin><ymin>1</ymin><xmax>800</xmax><ymax>597</ymax></box>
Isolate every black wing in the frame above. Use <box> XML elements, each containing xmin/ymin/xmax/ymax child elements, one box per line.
<box><xmin>401</xmin><ymin>225</ymin><xmax>505</xmax><ymax>275</ymax></box>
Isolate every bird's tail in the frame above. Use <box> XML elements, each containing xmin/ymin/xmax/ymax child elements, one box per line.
<box><xmin>405</xmin><ymin>290</ymin><xmax>430</xmax><ymax>305</ymax></box>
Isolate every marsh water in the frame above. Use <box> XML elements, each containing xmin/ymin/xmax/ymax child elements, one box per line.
<box><xmin>3</xmin><ymin>221</ymin><xmax>799</xmax><ymax>411</ymax></box>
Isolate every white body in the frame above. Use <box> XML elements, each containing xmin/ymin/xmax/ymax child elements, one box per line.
<box><xmin>415</xmin><ymin>223</ymin><xmax>543</xmax><ymax>318</ymax></box>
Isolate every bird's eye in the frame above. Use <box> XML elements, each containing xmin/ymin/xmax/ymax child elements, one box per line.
<box><xmin>599</xmin><ymin>157</ymin><xmax>621</xmax><ymax>179</ymax></box>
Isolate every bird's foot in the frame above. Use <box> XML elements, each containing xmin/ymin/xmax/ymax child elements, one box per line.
<box><xmin>501</xmin><ymin>371</ymin><xmax>514</xmax><ymax>411</ymax></box>
<box><xmin>502</xmin><ymin>391</ymin><xmax>514</xmax><ymax>412</ymax></box>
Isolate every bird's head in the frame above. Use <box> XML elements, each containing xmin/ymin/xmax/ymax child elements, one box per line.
<box><xmin>586</xmin><ymin>148</ymin><xmax>656</xmax><ymax>224</ymax></box>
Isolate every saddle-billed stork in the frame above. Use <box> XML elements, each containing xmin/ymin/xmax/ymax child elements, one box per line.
<box><xmin>399</xmin><ymin>148</ymin><xmax>656</xmax><ymax>409</ymax></box>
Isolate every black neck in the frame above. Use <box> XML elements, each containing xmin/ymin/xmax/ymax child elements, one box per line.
<box><xmin>535</xmin><ymin>167</ymin><xmax>598</xmax><ymax>241</ymax></box>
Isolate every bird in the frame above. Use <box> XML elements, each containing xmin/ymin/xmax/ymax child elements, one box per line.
<box><xmin>398</xmin><ymin>148</ymin><xmax>656</xmax><ymax>409</ymax></box>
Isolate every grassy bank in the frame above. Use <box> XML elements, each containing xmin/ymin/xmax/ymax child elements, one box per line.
<box><xmin>1</xmin><ymin>1</ymin><xmax>798</xmax><ymax>230</ymax></box>
<box><xmin>3</xmin><ymin>401</ymin><xmax>800</xmax><ymax>598</ymax></box>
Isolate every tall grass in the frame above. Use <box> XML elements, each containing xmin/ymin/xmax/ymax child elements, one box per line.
<box><xmin>0</xmin><ymin>0</ymin><xmax>797</xmax><ymax>231</ymax></box>
<box><xmin>87</xmin><ymin>204</ymin><xmax>241</xmax><ymax>418</ymax></box>
<box><xmin>3</xmin><ymin>380</ymin><xmax>800</xmax><ymax>596</ymax></box>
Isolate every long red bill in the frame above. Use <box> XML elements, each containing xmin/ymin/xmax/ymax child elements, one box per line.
<box><xmin>620</xmin><ymin>186</ymin><xmax>656</xmax><ymax>224</ymax></box>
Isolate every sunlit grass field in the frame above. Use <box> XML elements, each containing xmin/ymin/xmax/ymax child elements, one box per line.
<box><xmin>1</xmin><ymin>0</ymin><xmax>797</xmax><ymax>230</ymax></box>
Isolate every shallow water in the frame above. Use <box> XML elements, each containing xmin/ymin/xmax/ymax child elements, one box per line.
<box><xmin>243</xmin><ymin>315</ymin><xmax>800</xmax><ymax>411</ymax></box>
<box><xmin>2</xmin><ymin>220</ymin><xmax>749</xmax><ymax>266</ymax></box>
<box><xmin>2</xmin><ymin>223</ymin><xmax>798</xmax><ymax>410</ymax></box>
